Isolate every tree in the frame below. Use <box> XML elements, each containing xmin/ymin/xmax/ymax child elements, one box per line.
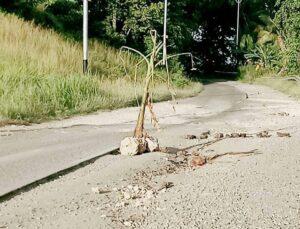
<box><xmin>275</xmin><ymin>0</ymin><xmax>300</xmax><ymax>73</ymax></box>
<box><xmin>240</xmin><ymin>0</ymin><xmax>299</xmax><ymax>75</ymax></box>
<box><xmin>4</xmin><ymin>0</ymin><xmax>295</xmax><ymax>74</ymax></box>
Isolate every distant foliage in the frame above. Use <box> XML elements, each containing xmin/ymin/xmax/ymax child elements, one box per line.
<box><xmin>0</xmin><ymin>12</ymin><xmax>201</xmax><ymax>122</ymax></box>
<box><xmin>275</xmin><ymin>0</ymin><xmax>300</xmax><ymax>74</ymax></box>
<box><xmin>241</xmin><ymin>0</ymin><xmax>299</xmax><ymax>76</ymax></box>
<box><xmin>1</xmin><ymin>0</ymin><xmax>297</xmax><ymax>75</ymax></box>
<box><xmin>0</xmin><ymin>0</ymin><xmax>246</xmax><ymax>73</ymax></box>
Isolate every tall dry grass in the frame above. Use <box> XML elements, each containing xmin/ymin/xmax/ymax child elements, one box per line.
<box><xmin>0</xmin><ymin>12</ymin><xmax>202</xmax><ymax>123</ymax></box>
<box><xmin>0</xmin><ymin>12</ymin><xmax>138</xmax><ymax>78</ymax></box>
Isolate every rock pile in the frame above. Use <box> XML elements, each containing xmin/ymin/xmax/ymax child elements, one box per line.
<box><xmin>120</xmin><ymin>136</ymin><xmax>159</xmax><ymax>156</ymax></box>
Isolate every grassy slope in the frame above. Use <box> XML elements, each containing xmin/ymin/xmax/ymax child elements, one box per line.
<box><xmin>0</xmin><ymin>12</ymin><xmax>202</xmax><ymax>124</ymax></box>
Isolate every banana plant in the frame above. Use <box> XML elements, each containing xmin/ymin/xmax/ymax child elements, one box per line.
<box><xmin>120</xmin><ymin>30</ymin><xmax>195</xmax><ymax>140</ymax></box>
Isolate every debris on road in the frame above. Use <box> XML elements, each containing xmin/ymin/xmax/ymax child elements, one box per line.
<box><xmin>185</xmin><ymin>131</ymin><xmax>254</xmax><ymax>142</ymax></box>
<box><xmin>257</xmin><ymin>131</ymin><xmax>271</xmax><ymax>138</ymax></box>
<box><xmin>272</xmin><ymin>112</ymin><xmax>290</xmax><ymax>116</ymax></box>
<box><xmin>166</xmin><ymin>155</ymin><xmax>187</xmax><ymax>165</ymax></box>
<box><xmin>277</xmin><ymin>132</ymin><xmax>291</xmax><ymax>138</ymax></box>
<box><xmin>146</xmin><ymin>137</ymin><xmax>160</xmax><ymax>152</ymax></box>
<box><xmin>159</xmin><ymin>147</ymin><xmax>170</xmax><ymax>154</ymax></box>
<box><xmin>190</xmin><ymin>155</ymin><xmax>207</xmax><ymax>167</ymax></box>
<box><xmin>189</xmin><ymin>150</ymin><xmax>259</xmax><ymax>167</ymax></box>
<box><xmin>206</xmin><ymin>150</ymin><xmax>259</xmax><ymax>162</ymax></box>
<box><xmin>185</xmin><ymin>131</ymin><xmax>211</xmax><ymax>140</ymax></box>
<box><xmin>177</xmin><ymin>150</ymin><xmax>189</xmax><ymax>157</ymax></box>
<box><xmin>2</xmin><ymin>82</ymin><xmax>299</xmax><ymax>229</ymax></box>
<box><xmin>226</xmin><ymin>133</ymin><xmax>248</xmax><ymax>138</ymax></box>
<box><xmin>120</xmin><ymin>137</ymin><xmax>147</xmax><ymax>156</ymax></box>
<box><xmin>214</xmin><ymin>133</ymin><xmax>224</xmax><ymax>139</ymax></box>
<box><xmin>91</xmin><ymin>187</ymin><xmax>111</xmax><ymax>194</ymax></box>
<box><xmin>120</xmin><ymin>136</ymin><xmax>160</xmax><ymax>156</ymax></box>
<box><xmin>117</xmin><ymin>185</ymin><xmax>157</xmax><ymax>202</ymax></box>
<box><xmin>123</xmin><ymin>221</ymin><xmax>132</xmax><ymax>227</ymax></box>
<box><xmin>226</xmin><ymin>133</ymin><xmax>239</xmax><ymax>138</ymax></box>
<box><xmin>156</xmin><ymin>182</ymin><xmax>174</xmax><ymax>192</ymax></box>
<box><xmin>185</xmin><ymin>134</ymin><xmax>197</xmax><ymax>140</ymax></box>
<box><xmin>239</xmin><ymin>133</ymin><xmax>247</xmax><ymax>138</ymax></box>
<box><xmin>199</xmin><ymin>131</ymin><xmax>210</xmax><ymax>139</ymax></box>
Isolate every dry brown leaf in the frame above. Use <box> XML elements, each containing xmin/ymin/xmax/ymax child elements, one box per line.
<box><xmin>177</xmin><ymin>150</ymin><xmax>189</xmax><ymax>157</ymax></box>
<box><xmin>230</xmin><ymin>133</ymin><xmax>240</xmax><ymax>138</ymax></box>
<box><xmin>257</xmin><ymin>131</ymin><xmax>271</xmax><ymax>138</ymax></box>
<box><xmin>157</xmin><ymin>182</ymin><xmax>174</xmax><ymax>191</ymax></box>
<box><xmin>278</xmin><ymin>112</ymin><xmax>289</xmax><ymax>116</ymax></box>
<box><xmin>147</xmin><ymin>96</ymin><xmax>160</xmax><ymax>131</ymax></box>
<box><xmin>190</xmin><ymin>155</ymin><xmax>207</xmax><ymax>167</ymax></box>
<box><xmin>239</xmin><ymin>133</ymin><xmax>247</xmax><ymax>138</ymax></box>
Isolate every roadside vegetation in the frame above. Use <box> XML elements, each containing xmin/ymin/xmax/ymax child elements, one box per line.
<box><xmin>239</xmin><ymin>65</ymin><xmax>300</xmax><ymax>100</ymax></box>
<box><xmin>0</xmin><ymin>12</ymin><xmax>202</xmax><ymax>124</ymax></box>
<box><xmin>255</xmin><ymin>78</ymin><xmax>300</xmax><ymax>99</ymax></box>
<box><xmin>238</xmin><ymin>0</ymin><xmax>299</xmax><ymax>98</ymax></box>
<box><xmin>0</xmin><ymin>0</ymin><xmax>298</xmax><ymax>123</ymax></box>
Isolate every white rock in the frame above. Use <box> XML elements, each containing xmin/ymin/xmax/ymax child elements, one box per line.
<box><xmin>91</xmin><ymin>187</ymin><xmax>101</xmax><ymax>194</ymax></box>
<box><xmin>159</xmin><ymin>188</ymin><xmax>166</xmax><ymax>193</ymax></box>
<box><xmin>124</xmin><ymin>221</ymin><xmax>132</xmax><ymax>227</ymax></box>
<box><xmin>123</xmin><ymin>192</ymin><xmax>131</xmax><ymax>200</ymax></box>
<box><xmin>116</xmin><ymin>202</ymin><xmax>127</xmax><ymax>208</ymax></box>
<box><xmin>120</xmin><ymin>137</ymin><xmax>146</xmax><ymax>156</ymax></box>
<box><xmin>127</xmin><ymin>185</ymin><xmax>133</xmax><ymax>190</ymax></box>
<box><xmin>91</xmin><ymin>187</ymin><xmax>110</xmax><ymax>194</ymax></box>
<box><xmin>145</xmin><ymin>190</ymin><xmax>154</xmax><ymax>199</ymax></box>
<box><xmin>135</xmin><ymin>200</ymin><xmax>143</xmax><ymax>207</ymax></box>
<box><xmin>146</xmin><ymin>137</ymin><xmax>160</xmax><ymax>152</ymax></box>
<box><xmin>133</xmin><ymin>186</ymin><xmax>140</xmax><ymax>193</ymax></box>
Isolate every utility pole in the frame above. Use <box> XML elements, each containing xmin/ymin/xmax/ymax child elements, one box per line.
<box><xmin>235</xmin><ymin>0</ymin><xmax>242</xmax><ymax>46</ymax></box>
<box><xmin>83</xmin><ymin>0</ymin><xmax>88</xmax><ymax>74</ymax></box>
<box><xmin>162</xmin><ymin>0</ymin><xmax>168</xmax><ymax>65</ymax></box>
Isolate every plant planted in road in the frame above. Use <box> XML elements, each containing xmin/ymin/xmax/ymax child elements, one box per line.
<box><xmin>119</xmin><ymin>30</ymin><xmax>194</xmax><ymax>156</ymax></box>
<box><xmin>119</xmin><ymin>30</ymin><xmax>162</xmax><ymax>156</ymax></box>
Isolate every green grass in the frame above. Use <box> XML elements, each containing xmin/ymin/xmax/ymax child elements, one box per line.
<box><xmin>0</xmin><ymin>12</ymin><xmax>202</xmax><ymax>124</ymax></box>
<box><xmin>255</xmin><ymin>77</ymin><xmax>300</xmax><ymax>99</ymax></box>
<box><xmin>238</xmin><ymin>65</ymin><xmax>300</xmax><ymax>100</ymax></box>
<box><xmin>238</xmin><ymin>65</ymin><xmax>275</xmax><ymax>82</ymax></box>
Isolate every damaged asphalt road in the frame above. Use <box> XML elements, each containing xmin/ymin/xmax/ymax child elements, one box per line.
<box><xmin>0</xmin><ymin>81</ymin><xmax>300</xmax><ymax>228</ymax></box>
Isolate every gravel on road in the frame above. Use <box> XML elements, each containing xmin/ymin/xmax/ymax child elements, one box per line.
<box><xmin>0</xmin><ymin>81</ymin><xmax>299</xmax><ymax>229</ymax></box>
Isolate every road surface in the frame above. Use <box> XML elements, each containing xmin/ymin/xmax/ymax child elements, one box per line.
<box><xmin>0</xmin><ymin>81</ymin><xmax>299</xmax><ymax>228</ymax></box>
<box><xmin>0</xmin><ymin>82</ymin><xmax>240</xmax><ymax>197</ymax></box>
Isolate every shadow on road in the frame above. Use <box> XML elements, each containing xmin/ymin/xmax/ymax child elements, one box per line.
<box><xmin>189</xmin><ymin>71</ymin><xmax>239</xmax><ymax>86</ymax></box>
